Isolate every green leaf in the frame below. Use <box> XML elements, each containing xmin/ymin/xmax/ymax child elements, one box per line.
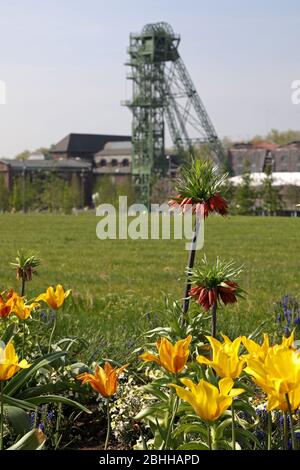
<box><xmin>143</xmin><ymin>384</ymin><xmax>169</xmax><ymax>402</ymax></box>
<box><xmin>25</xmin><ymin>395</ymin><xmax>91</xmax><ymax>414</ymax></box>
<box><xmin>3</xmin><ymin>351</ymin><xmax>66</xmax><ymax>396</ymax></box>
<box><xmin>155</xmin><ymin>417</ymin><xmax>167</xmax><ymax>442</ymax></box>
<box><xmin>19</xmin><ymin>381</ymin><xmax>73</xmax><ymax>399</ymax></box>
<box><xmin>69</xmin><ymin>362</ymin><xmax>90</xmax><ymax>376</ymax></box>
<box><xmin>215</xmin><ymin>418</ymin><xmax>233</xmax><ymax>440</ymax></box>
<box><xmin>174</xmin><ymin>422</ymin><xmax>207</xmax><ymax>440</ymax></box>
<box><xmin>7</xmin><ymin>429</ymin><xmax>46</xmax><ymax>450</ymax></box>
<box><xmin>135</xmin><ymin>405</ymin><xmax>163</xmax><ymax>421</ymax></box>
<box><xmin>4</xmin><ymin>406</ymin><xmax>31</xmax><ymax>435</ymax></box>
<box><xmin>235</xmin><ymin>428</ymin><xmax>262</xmax><ymax>448</ymax></box>
<box><xmin>177</xmin><ymin>441</ymin><xmax>209</xmax><ymax>450</ymax></box>
<box><xmin>3</xmin><ymin>394</ymin><xmax>36</xmax><ymax>411</ymax></box>
<box><xmin>1</xmin><ymin>323</ymin><xmax>17</xmax><ymax>344</ymax></box>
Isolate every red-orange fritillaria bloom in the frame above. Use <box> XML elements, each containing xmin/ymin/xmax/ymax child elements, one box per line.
<box><xmin>189</xmin><ymin>281</ymin><xmax>240</xmax><ymax>311</ymax></box>
<box><xmin>203</xmin><ymin>193</ymin><xmax>228</xmax><ymax>218</ymax></box>
<box><xmin>169</xmin><ymin>193</ymin><xmax>228</xmax><ymax>219</ymax></box>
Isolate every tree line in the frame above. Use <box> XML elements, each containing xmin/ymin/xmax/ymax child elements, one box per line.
<box><xmin>0</xmin><ymin>173</ymin><xmax>83</xmax><ymax>213</ymax></box>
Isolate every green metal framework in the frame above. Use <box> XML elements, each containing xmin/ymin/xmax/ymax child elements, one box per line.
<box><xmin>125</xmin><ymin>22</ymin><xmax>226</xmax><ymax>204</ymax></box>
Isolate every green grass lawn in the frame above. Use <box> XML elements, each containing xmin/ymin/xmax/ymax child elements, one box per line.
<box><xmin>0</xmin><ymin>213</ymin><xmax>299</xmax><ymax>361</ymax></box>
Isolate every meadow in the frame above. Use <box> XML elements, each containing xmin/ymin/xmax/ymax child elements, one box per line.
<box><xmin>0</xmin><ymin>212</ymin><xmax>299</xmax><ymax>362</ymax></box>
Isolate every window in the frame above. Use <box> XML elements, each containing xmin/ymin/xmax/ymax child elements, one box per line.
<box><xmin>122</xmin><ymin>158</ymin><xmax>129</xmax><ymax>167</ymax></box>
<box><xmin>111</xmin><ymin>159</ymin><xmax>118</xmax><ymax>167</ymax></box>
<box><xmin>99</xmin><ymin>159</ymin><xmax>107</xmax><ymax>167</ymax></box>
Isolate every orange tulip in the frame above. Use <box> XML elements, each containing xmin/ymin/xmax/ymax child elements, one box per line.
<box><xmin>139</xmin><ymin>335</ymin><xmax>192</xmax><ymax>374</ymax></box>
<box><xmin>0</xmin><ymin>289</ymin><xmax>18</xmax><ymax>319</ymax></box>
<box><xmin>77</xmin><ymin>362</ymin><xmax>128</xmax><ymax>398</ymax></box>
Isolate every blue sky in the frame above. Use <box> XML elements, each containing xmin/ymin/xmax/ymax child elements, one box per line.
<box><xmin>0</xmin><ymin>0</ymin><xmax>300</xmax><ymax>157</ymax></box>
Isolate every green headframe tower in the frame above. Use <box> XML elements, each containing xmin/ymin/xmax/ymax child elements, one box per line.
<box><xmin>125</xmin><ymin>22</ymin><xmax>226</xmax><ymax>205</ymax></box>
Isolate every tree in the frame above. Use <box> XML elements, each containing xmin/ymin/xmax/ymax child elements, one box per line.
<box><xmin>116</xmin><ymin>177</ymin><xmax>136</xmax><ymax>207</ymax></box>
<box><xmin>234</xmin><ymin>161</ymin><xmax>256</xmax><ymax>215</ymax></box>
<box><xmin>0</xmin><ymin>175</ymin><xmax>9</xmax><ymax>211</ymax></box>
<box><xmin>69</xmin><ymin>174</ymin><xmax>83</xmax><ymax>209</ymax></box>
<box><xmin>24</xmin><ymin>175</ymin><xmax>42</xmax><ymax>211</ymax></box>
<box><xmin>251</xmin><ymin>129</ymin><xmax>300</xmax><ymax>146</ymax></box>
<box><xmin>93</xmin><ymin>175</ymin><xmax>118</xmax><ymax>206</ymax></box>
<box><xmin>10</xmin><ymin>177</ymin><xmax>23</xmax><ymax>211</ymax></box>
<box><xmin>282</xmin><ymin>185</ymin><xmax>300</xmax><ymax>210</ymax></box>
<box><xmin>40</xmin><ymin>173</ymin><xmax>65</xmax><ymax>212</ymax></box>
<box><xmin>260</xmin><ymin>167</ymin><xmax>282</xmax><ymax>215</ymax></box>
<box><xmin>15</xmin><ymin>150</ymin><xmax>31</xmax><ymax>161</ymax></box>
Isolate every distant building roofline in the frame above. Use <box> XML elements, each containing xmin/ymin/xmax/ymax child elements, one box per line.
<box><xmin>50</xmin><ymin>133</ymin><xmax>131</xmax><ymax>155</ymax></box>
<box><xmin>0</xmin><ymin>158</ymin><xmax>92</xmax><ymax>171</ymax></box>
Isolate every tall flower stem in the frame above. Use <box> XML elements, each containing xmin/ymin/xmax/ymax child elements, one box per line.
<box><xmin>231</xmin><ymin>402</ymin><xmax>236</xmax><ymax>450</ymax></box>
<box><xmin>22</xmin><ymin>321</ymin><xmax>26</xmax><ymax>358</ymax></box>
<box><xmin>182</xmin><ymin>216</ymin><xmax>201</xmax><ymax>317</ymax></box>
<box><xmin>21</xmin><ymin>276</ymin><xmax>26</xmax><ymax>297</ymax></box>
<box><xmin>104</xmin><ymin>399</ymin><xmax>111</xmax><ymax>450</ymax></box>
<box><xmin>207</xmin><ymin>423</ymin><xmax>212</xmax><ymax>450</ymax></box>
<box><xmin>163</xmin><ymin>392</ymin><xmax>179</xmax><ymax>450</ymax></box>
<box><xmin>48</xmin><ymin>313</ymin><xmax>57</xmax><ymax>353</ymax></box>
<box><xmin>211</xmin><ymin>303</ymin><xmax>217</xmax><ymax>339</ymax></box>
<box><xmin>0</xmin><ymin>381</ymin><xmax>4</xmax><ymax>451</ymax></box>
<box><xmin>267</xmin><ymin>412</ymin><xmax>272</xmax><ymax>450</ymax></box>
<box><xmin>286</xmin><ymin>393</ymin><xmax>296</xmax><ymax>450</ymax></box>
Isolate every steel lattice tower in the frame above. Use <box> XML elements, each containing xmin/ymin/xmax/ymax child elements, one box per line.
<box><xmin>125</xmin><ymin>22</ymin><xmax>226</xmax><ymax>205</ymax></box>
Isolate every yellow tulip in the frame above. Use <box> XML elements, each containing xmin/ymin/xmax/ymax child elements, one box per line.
<box><xmin>139</xmin><ymin>335</ymin><xmax>192</xmax><ymax>374</ymax></box>
<box><xmin>267</xmin><ymin>382</ymin><xmax>300</xmax><ymax>412</ymax></box>
<box><xmin>0</xmin><ymin>342</ymin><xmax>31</xmax><ymax>381</ymax></box>
<box><xmin>171</xmin><ymin>377</ymin><xmax>244</xmax><ymax>422</ymax></box>
<box><xmin>77</xmin><ymin>362</ymin><xmax>128</xmax><ymax>398</ymax></box>
<box><xmin>36</xmin><ymin>284</ymin><xmax>71</xmax><ymax>310</ymax></box>
<box><xmin>243</xmin><ymin>331</ymin><xmax>295</xmax><ymax>359</ymax></box>
<box><xmin>245</xmin><ymin>344</ymin><xmax>300</xmax><ymax>412</ymax></box>
<box><xmin>277</xmin><ymin>331</ymin><xmax>296</xmax><ymax>351</ymax></box>
<box><xmin>11</xmin><ymin>296</ymin><xmax>38</xmax><ymax>321</ymax></box>
<box><xmin>197</xmin><ymin>334</ymin><xmax>245</xmax><ymax>378</ymax></box>
<box><xmin>242</xmin><ymin>334</ymin><xmax>270</xmax><ymax>362</ymax></box>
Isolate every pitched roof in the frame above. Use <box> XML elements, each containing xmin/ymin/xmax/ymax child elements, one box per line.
<box><xmin>96</xmin><ymin>140</ymin><xmax>132</xmax><ymax>157</ymax></box>
<box><xmin>51</xmin><ymin>133</ymin><xmax>131</xmax><ymax>154</ymax></box>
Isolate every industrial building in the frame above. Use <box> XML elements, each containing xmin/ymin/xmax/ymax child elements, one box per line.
<box><xmin>1</xmin><ymin>133</ymin><xmax>300</xmax><ymax>209</ymax></box>
<box><xmin>228</xmin><ymin>140</ymin><xmax>300</xmax><ymax>174</ymax></box>
<box><xmin>0</xmin><ymin>133</ymin><xmax>132</xmax><ymax>206</ymax></box>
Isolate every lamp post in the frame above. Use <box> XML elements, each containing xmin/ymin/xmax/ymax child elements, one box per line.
<box><xmin>166</xmin><ymin>154</ymin><xmax>171</xmax><ymax>194</ymax></box>
<box><xmin>80</xmin><ymin>168</ymin><xmax>86</xmax><ymax>208</ymax></box>
<box><xmin>22</xmin><ymin>163</ymin><xmax>26</xmax><ymax>213</ymax></box>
